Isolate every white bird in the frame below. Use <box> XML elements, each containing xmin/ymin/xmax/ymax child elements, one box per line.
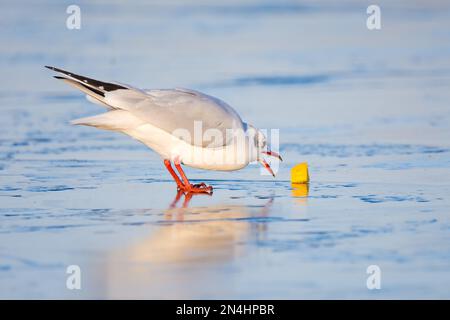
<box><xmin>46</xmin><ymin>66</ymin><xmax>282</xmax><ymax>194</ymax></box>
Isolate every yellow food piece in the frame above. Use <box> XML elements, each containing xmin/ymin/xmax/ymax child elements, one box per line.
<box><xmin>291</xmin><ymin>162</ymin><xmax>309</xmax><ymax>183</ymax></box>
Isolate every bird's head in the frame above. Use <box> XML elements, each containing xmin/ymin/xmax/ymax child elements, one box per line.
<box><xmin>246</xmin><ymin>124</ymin><xmax>282</xmax><ymax>177</ymax></box>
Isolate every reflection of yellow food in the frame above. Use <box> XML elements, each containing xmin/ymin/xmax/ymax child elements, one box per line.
<box><xmin>291</xmin><ymin>162</ymin><xmax>309</xmax><ymax>183</ymax></box>
<box><xmin>291</xmin><ymin>183</ymin><xmax>309</xmax><ymax>197</ymax></box>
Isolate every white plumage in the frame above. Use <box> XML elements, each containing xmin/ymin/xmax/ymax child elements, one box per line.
<box><xmin>46</xmin><ymin>66</ymin><xmax>281</xmax><ymax>194</ymax></box>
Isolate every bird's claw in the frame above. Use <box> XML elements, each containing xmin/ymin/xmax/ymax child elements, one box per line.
<box><xmin>192</xmin><ymin>182</ymin><xmax>207</xmax><ymax>188</ymax></box>
<box><xmin>177</xmin><ymin>183</ymin><xmax>213</xmax><ymax>194</ymax></box>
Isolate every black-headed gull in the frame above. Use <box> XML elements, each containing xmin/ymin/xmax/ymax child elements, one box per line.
<box><xmin>46</xmin><ymin>66</ymin><xmax>282</xmax><ymax>194</ymax></box>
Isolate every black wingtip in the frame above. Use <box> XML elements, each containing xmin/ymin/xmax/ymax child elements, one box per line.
<box><xmin>45</xmin><ymin>66</ymin><xmax>65</xmax><ymax>73</ymax></box>
<box><xmin>45</xmin><ymin>65</ymin><xmax>128</xmax><ymax>92</ymax></box>
<box><xmin>53</xmin><ymin>76</ymin><xmax>66</xmax><ymax>79</ymax></box>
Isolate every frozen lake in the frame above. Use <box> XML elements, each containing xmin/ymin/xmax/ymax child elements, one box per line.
<box><xmin>1</xmin><ymin>0</ymin><xmax>450</xmax><ymax>299</ymax></box>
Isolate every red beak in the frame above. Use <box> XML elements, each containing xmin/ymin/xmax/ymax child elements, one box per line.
<box><xmin>262</xmin><ymin>150</ymin><xmax>283</xmax><ymax>162</ymax></box>
<box><xmin>260</xmin><ymin>159</ymin><xmax>275</xmax><ymax>177</ymax></box>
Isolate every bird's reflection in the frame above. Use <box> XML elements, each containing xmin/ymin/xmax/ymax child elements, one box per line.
<box><xmin>95</xmin><ymin>191</ymin><xmax>274</xmax><ymax>299</ymax></box>
<box><xmin>128</xmin><ymin>191</ymin><xmax>273</xmax><ymax>264</ymax></box>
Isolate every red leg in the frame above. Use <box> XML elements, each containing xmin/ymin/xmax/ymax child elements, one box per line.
<box><xmin>173</xmin><ymin>160</ymin><xmax>213</xmax><ymax>194</ymax></box>
<box><xmin>182</xmin><ymin>193</ymin><xmax>193</xmax><ymax>208</ymax></box>
<box><xmin>168</xmin><ymin>190</ymin><xmax>184</xmax><ymax>209</ymax></box>
<box><xmin>164</xmin><ymin>159</ymin><xmax>184</xmax><ymax>190</ymax></box>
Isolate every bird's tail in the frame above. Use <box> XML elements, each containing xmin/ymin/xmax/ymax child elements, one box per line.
<box><xmin>45</xmin><ymin>66</ymin><xmax>128</xmax><ymax>109</ymax></box>
<box><xmin>70</xmin><ymin>109</ymin><xmax>144</xmax><ymax>131</ymax></box>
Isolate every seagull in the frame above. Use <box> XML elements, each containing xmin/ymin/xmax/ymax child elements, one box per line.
<box><xmin>45</xmin><ymin>66</ymin><xmax>282</xmax><ymax>194</ymax></box>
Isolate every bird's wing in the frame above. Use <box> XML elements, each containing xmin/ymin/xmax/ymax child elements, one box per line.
<box><xmin>104</xmin><ymin>88</ymin><xmax>245</xmax><ymax>148</ymax></box>
<box><xmin>46</xmin><ymin>66</ymin><xmax>130</xmax><ymax>110</ymax></box>
<box><xmin>45</xmin><ymin>66</ymin><xmax>245</xmax><ymax>148</ymax></box>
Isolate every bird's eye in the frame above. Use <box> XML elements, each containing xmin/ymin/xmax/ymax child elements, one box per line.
<box><xmin>261</xmin><ymin>140</ymin><xmax>266</xmax><ymax>148</ymax></box>
<box><xmin>253</xmin><ymin>135</ymin><xmax>259</xmax><ymax>147</ymax></box>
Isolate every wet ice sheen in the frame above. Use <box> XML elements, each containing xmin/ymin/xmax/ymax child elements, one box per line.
<box><xmin>1</xmin><ymin>0</ymin><xmax>450</xmax><ymax>299</ymax></box>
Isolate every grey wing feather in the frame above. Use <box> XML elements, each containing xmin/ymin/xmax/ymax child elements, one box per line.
<box><xmin>45</xmin><ymin>66</ymin><xmax>245</xmax><ymax>148</ymax></box>
<box><xmin>104</xmin><ymin>88</ymin><xmax>245</xmax><ymax>148</ymax></box>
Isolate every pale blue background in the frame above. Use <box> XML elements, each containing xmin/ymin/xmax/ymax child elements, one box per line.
<box><xmin>0</xmin><ymin>0</ymin><xmax>449</xmax><ymax>298</ymax></box>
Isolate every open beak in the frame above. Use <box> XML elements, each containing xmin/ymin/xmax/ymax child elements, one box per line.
<box><xmin>259</xmin><ymin>159</ymin><xmax>275</xmax><ymax>177</ymax></box>
<box><xmin>262</xmin><ymin>150</ymin><xmax>283</xmax><ymax>162</ymax></box>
